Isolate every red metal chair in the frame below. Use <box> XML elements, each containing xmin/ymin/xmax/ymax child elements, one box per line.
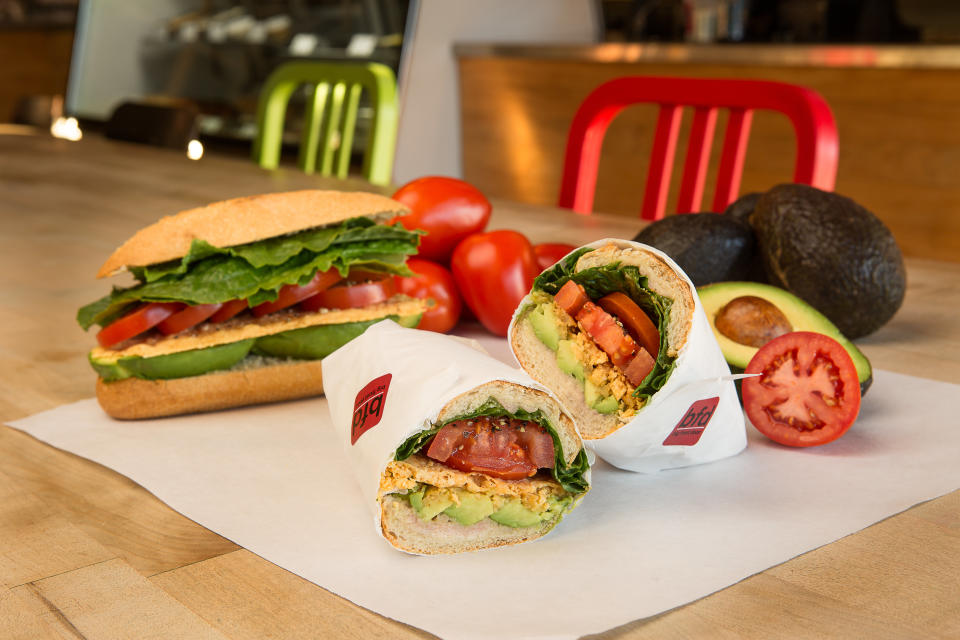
<box><xmin>558</xmin><ymin>76</ymin><xmax>839</xmax><ymax>219</ymax></box>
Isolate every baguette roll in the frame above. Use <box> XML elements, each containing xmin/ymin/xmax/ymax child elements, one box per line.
<box><xmin>78</xmin><ymin>190</ymin><xmax>425</xmax><ymax>420</ymax></box>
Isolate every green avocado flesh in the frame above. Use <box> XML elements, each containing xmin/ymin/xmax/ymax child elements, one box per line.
<box><xmin>527</xmin><ymin>300</ymin><xmax>619</xmax><ymax>413</ymax></box>
<box><xmin>698</xmin><ymin>281</ymin><xmax>873</xmax><ymax>393</ymax></box>
<box><xmin>91</xmin><ymin>314</ymin><xmax>422</xmax><ymax>382</ymax></box>
<box><xmin>403</xmin><ymin>485</ymin><xmax>572</xmax><ymax>528</ymax></box>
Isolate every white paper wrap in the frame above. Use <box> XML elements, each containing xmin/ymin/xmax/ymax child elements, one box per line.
<box><xmin>509</xmin><ymin>238</ymin><xmax>747</xmax><ymax>473</ymax></box>
<box><xmin>321</xmin><ymin>319</ymin><xmax>585</xmax><ymax>549</ymax></box>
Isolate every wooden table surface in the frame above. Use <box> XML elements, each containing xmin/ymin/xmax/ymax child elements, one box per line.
<box><xmin>1</xmin><ymin>133</ymin><xmax>958</xmax><ymax>639</ymax></box>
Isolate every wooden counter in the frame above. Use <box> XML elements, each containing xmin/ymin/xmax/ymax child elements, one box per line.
<box><xmin>456</xmin><ymin>43</ymin><xmax>960</xmax><ymax>263</ymax></box>
<box><xmin>1</xmin><ymin>133</ymin><xmax>958</xmax><ymax>638</ymax></box>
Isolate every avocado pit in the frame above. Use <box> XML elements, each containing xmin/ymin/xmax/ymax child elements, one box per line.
<box><xmin>715</xmin><ymin>296</ymin><xmax>792</xmax><ymax>348</ymax></box>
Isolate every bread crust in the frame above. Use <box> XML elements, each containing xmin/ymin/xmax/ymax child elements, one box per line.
<box><xmin>95</xmin><ymin>358</ymin><xmax>325</xmax><ymax>419</ymax></box>
<box><xmin>97</xmin><ymin>190</ymin><xmax>409</xmax><ymax>278</ymax></box>
<box><xmin>380</xmin><ymin>495</ymin><xmax>557</xmax><ymax>555</ymax></box>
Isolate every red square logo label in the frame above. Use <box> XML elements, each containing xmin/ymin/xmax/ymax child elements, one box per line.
<box><xmin>351</xmin><ymin>374</ymin><xmax>392</xmax><ymax>445</ymax></box>
<box><xmin>662</xmin><ymin>397</ymin><xmax>720</xmax><ymax>446</ymax></box>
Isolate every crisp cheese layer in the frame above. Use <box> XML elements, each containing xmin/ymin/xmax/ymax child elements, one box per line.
<box><xmin>92</xmin><ymin>296</ymin><xmax>425</xmax><ymax>361</ymax></box>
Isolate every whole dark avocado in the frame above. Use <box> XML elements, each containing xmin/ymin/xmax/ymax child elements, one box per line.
<box><xmin>633</xmin><ymin>213</ymin><xmax>759</xmax><ymax>286</ymax></box>
<box><xmin>750</xmin><ymin>184</ymin><xmax>905</xmax><ymax>339</ymax></box>
<box><xmin>723</xmin><ymin>192</ymin><xmax>762</xmax><ymax>224</ymax></box>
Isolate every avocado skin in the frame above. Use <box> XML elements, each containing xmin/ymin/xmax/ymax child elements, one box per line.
<box><xmin>751</xmin><ymin>184</ymin><xmax>905</xmax><ymax>339</ymax></box>
<box><xmin>633</xmin><ymin>213</ymin><xmax>761</xmax><ymax>286</ymax></box>
<box><xmin>723</xmin><ymin>192</ymin><xmax>762</xmax><ymax>224</ymax></box>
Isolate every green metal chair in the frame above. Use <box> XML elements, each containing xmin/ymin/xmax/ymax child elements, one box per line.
<box><xmin>253</xmin><ymin>61</ymin><xmax>398</xmax><ymax>185</ymax></box>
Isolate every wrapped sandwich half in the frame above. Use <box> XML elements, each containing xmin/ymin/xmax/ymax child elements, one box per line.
<box><xmin>323</xmin><ymin>320</ymin><xmax>590</xmax><ymax>554</ymax></box>
<box><xmin>510</xmin><ymin>239</ymin><xmax>745</xmax><ymax>472</ymax></box>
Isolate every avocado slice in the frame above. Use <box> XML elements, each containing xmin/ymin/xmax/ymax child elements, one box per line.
<box><xmin>252</xmin><ymin>313</ymin><xmax>421</xmax><ymax>359</ymax></box>
<box><xmin>443</xmin><ymin>490</ymin><xmax>496</xmax><ymax>526</ymax></box>
<box><xmin>528</xmin><ymin>304</ymin><xmax>562</xmax><ymax>351</ymax></box>
<box><xmin>408</xmin><ymin>486</ymin><xmax>455</xmax><ymax>521</ymax></box>
<box><xmin>91</xmin><ymin>339</ymin><xmax>256</xmax><ymax>382</ymax></box>
<box><xmin>489</xmin><ymin>498</ymin><xmax>544</xmax><ymax>528</ymax></box>
<box><xmin>556</xmin><ymin>339</ymin><xmax>586</xmax><ymax>382</ymax></box>
<box><xmin>90</xmin><ymin>313</ymin><xmax>422</xmax><ymax>381</ymax></box>
<box><xmin>698</xmin><ymin>281</ymin><xmax>873</xmax><ymax>395</ymax></box>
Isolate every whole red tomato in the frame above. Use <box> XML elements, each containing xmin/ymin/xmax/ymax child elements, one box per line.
<box><xmin>391</xmin><ymin>176</ymin><xmax>492</xmax><ymax>263</ymax></box>
<box><xmin>394</xmin><ymin>258</ymin><xmax>462</xmax><ymax>333</ymax></box>
<box><xmin>533</xmin><ymin>242</ymin><xmax>576</xmax><ymax>272</ymax></box>
<box><xmin>450</xmin><ymin>230</ymin><xmax>539</xmax><ymax>336</ymax></box>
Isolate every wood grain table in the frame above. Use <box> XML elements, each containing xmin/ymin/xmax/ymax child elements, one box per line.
<box><xmin>1</xmin><ymin>133</ymin><xmax>958</xmax><ymax>639</ymax></box>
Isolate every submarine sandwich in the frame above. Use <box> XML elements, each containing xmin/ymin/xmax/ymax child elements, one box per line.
<box><xmin>77</xmin><ymin>190</ymin><xmax>426</xmax><ymax>419</ymax></box>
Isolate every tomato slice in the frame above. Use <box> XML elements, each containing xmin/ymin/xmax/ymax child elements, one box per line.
<box><xmin>209</xmin><ymin>299</ymin><xmax>248</xmax><ymax>323</ymax></box>
<box><xmin>597</xmin><ymin>292</ymin><xmax>660</xmax><ymax>360</ymax></box>
<box><xmin>96</xmin><ymin>302</ymin><xmax>184</xmax><ymax>348</ymax></box>
<box><xmin>425</xmin><ymin>416</ymin><xmax>555</xmax><ymax>480</ymax></box>
<box><xmin>251</xmin><ymin>268</ymin><xmax>341</xmax><ymax>317</ymax></box>
<box><xmin>622</xmin><ymin>347</ymin><xmax>655</xmax><ymax>386</ymax></box>
<box><xmin>301</xmin><ymin>274</ymin><xmax>396</xmax><ymax>311</ymax></box>
<box><xmin>742</xmin><ymin>331</ymin><xmax>861</xmax><ymax>447</ymax></box>
<box><xmin>156</xmin><ymin>303</ymin><xmax>223</xmax><ymax>335</ymax></box>
<box><xmin>555</xmin><ymin>280</ymin><xmax>589</xmax><ymax>317</ymax></box>
<box><xmin>576</xmin><ymin>301</ymin><xmax>639</xmax><ymax>368</ymax></box>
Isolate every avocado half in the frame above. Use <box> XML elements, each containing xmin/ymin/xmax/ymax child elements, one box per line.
<box><xmin>698</xmin><ymin>281</ymin><xmax>873</xmax><ymax>395</ymax></box>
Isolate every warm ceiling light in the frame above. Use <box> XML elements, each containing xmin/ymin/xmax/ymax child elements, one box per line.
<box><xmin>187</xmin><ymin>139</ymin><xmax>204</xmax><ymax>160</ymax></box>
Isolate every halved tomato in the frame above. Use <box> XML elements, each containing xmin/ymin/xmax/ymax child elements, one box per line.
<box><xmin>425</xmin><ymin>416</ymin><xmax>555</xmax><ymax>480</ymax></box>
<box><xmin>96</xmin><ymin>302</ymin><xmax>183</xmax><ymax>348</ymax></box>
<box><xmin>742</xmin><ymin>331</ymin><xmax>861</xmax><ymax>447</ymax></box>
<box><xmin>251</xmin><ymin>268</ymin><xmax>341</xmax><ymax>317</ymax></box>
<box><xmin>597</xmin><ymin>292</ymin><xmax>660</xmax><ymax>360</ymax></box>
<box><xmin>209</xmin><ymin>299</ymin><xmax>249</xmax><ymax>323</ymax></box>
<box><xmin>157</xmin><ymin>303</ymin><xmax>223</xmax><ymax>335</ymax></box>
<box><xmin>302</xmin><ymin>275</ymin><xmax>396</xmax><ymax>311</ymax></box>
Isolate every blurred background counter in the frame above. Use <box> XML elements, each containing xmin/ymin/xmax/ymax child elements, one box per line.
<box><xmin>456</xmin><ymin>42</ymin><xmax>960</xmax><ymax>262</ymax></box>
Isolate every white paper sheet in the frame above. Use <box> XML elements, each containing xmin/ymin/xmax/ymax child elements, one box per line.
<box><xmin>10</xmin><ymin>351</ymin><xmax>960</xmax><ymax>640</ymax></box>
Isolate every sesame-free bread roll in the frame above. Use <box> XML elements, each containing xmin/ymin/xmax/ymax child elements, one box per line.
<box><xmin>98</xmin><ymin>190</ymin><xmax>409</xmax><ymax>277</ymax></box>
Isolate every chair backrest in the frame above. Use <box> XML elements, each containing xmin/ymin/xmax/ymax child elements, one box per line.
<box><xmin>253</xmin><ymin>61</ymin><xmax>398</xmax><ymax>186</ymax></box>
<box><xmin>558</xmin><ymin>76</ymin><xmax>838</xmax><ymax>219</ymax></box>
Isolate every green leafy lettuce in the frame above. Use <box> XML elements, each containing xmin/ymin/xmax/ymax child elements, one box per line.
<box><xmin>532</xmin><ymin>247</ymin><xmax>678</xmax><ymax>402</ymax></box>
<box><xmin>394</xmin><ymin>397</ymin><xmax>590</xmax><ymax>495</ymax></box>
<box><xmin>77</xmin><ymin>218</ymin><xmax>420</xmax><ymax>330</ymax></box>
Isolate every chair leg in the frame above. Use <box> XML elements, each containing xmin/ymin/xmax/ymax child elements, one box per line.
<box><xmin>336</xmin><ymin>84</ymin><xmax>363</xmax><ymax>179</ymax></box>
<box><xmin>319</xmin><ymin>83</ymin><xmax>347</xmax><ymax>177</ymax></box>
<box><xmin>299</xmin><ymin>83</ymin><xmax>331</xmax><ymax>174</ymax></box>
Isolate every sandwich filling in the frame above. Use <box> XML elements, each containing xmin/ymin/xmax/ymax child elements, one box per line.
<box><xmin>382</xmin><ymin>397</ymin><xmax>589</xmax><ymax>529</ymax></box>
<box><xmin>78</xmin><ymin>217</ymin><xmax>423</xmax><ymax>381</ymax></box>
<box><xmin>521</xmin><ymin>247</ymin><xmax>678</xmax><ymax>420</ymax></box>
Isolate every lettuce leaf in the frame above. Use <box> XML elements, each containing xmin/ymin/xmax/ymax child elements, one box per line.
<box><xmin>78</xmin><ymin>219</ymin><xmax>420</xmax><ymax>330</ymax></box>
<box><xmin>532</xmin><ymin>248</ymin><xmax>678</xmax><ymax>401</ymax></box>
<box><xmin>394</xmin><ymin>397</ymin><xmax>590</xmax><ymax>495</ymax></box>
